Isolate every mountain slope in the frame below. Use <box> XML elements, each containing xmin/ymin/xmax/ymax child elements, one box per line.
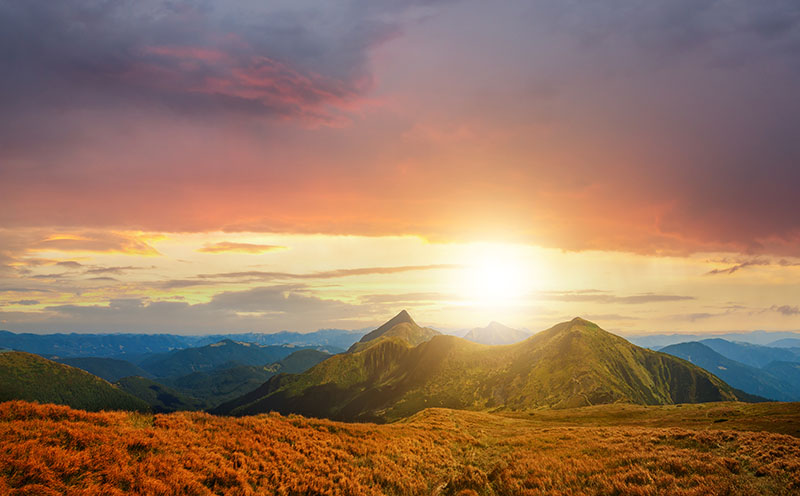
<box><xmin>162</xmin><ymin>349</ymin><xmax>330</xmax><ymax>408</ymax></box>
<box><xmin>698</xmin><ymin>338</ymin><xmax>798</xmax><ymax>368</ymax></box>
<box><xmin>348</xmin><ymin>310</ymin><xmax>440</xmax><ymax>353</ymax></box>
<box><xmin>660</xmin><ymin>342</ymin><xmax>797</xmax><ymax>401</ymax></box>
<box><xmin>115</xmin><ymin>376</ymin><xmax>203</xmax><ymax>413</ymax></box>
<box><xmin>138</xmin><ymin>340</ymin><xmax>308</xmax><ymax>377</ymax></box>
<box><xmin>55</xmin><ymin>357</ymin><xmax>152</xmax><ymax>382</ymax></box>
<box><xmin>463</xmin><ymin>321</ymin><xmax>530</xmax><ymax>345</ymax></box>
<box><xmin>216</xmin><ymin>317</ymin><xmax>742</xmax><ymax>421</ymax></box>
<box><xmin>0</xmin><ymin>351</ymin><xmax>149</xmax><ymax>412</ymax></box>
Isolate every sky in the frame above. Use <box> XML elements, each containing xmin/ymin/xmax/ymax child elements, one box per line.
<box><xmin>1</xmin><ymin>0</ymin><xmax>799</xmax><ymax>335</ymax></box>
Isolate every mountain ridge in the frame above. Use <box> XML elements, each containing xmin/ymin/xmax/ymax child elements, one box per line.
<box><xmin>215</xmin><ymin>315</ymin><xmax>743</xmax><ymax>421</ymax></box>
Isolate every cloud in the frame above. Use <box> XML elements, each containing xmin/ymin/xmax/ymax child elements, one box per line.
<box><xmin>705</xmin><ymin>258</ymin><xmax>800</xmax><ymax>275</ymax></box>
<box><xmin>359</xmin><ymin>292</ymin><xmax>451</xmax><ymax>304</ymax></box>
<box><xmin>538</xmin><ymin>291</ymin><xmax>694</xmax><ymax>305</ymax></box>
<box><xmin>30</xmin><ymin>232</ymin><xmax>159</xmax><ymax>255</ymax></box>
<box><xmin>55</xmin><ymin>261</ymin><xmax>84</xmax><ymax>268</ymax></box>
<box><xmin>0</xmin><ymin>1</ymin><xmax>799</xmax><ymax>257</ymax></box>
<box><xmin>198</xmin><ymin>264</ymin><xmax>462</xmax><ymax>281</ymax></box>
<box><xmin>84</xmin><ymin>266</ymin><xmax>145</xmax><ymax>275</ymax></box>
<box><xmin>198</xmin><ymin>242</ymin><xmax>287</xmax><ymax>254</ymax></box>
<box><xmin>0</xmin><ymin>285</ymin><xmax>373</xmax><ymax>332</ymax></box>
<box><xmin>581</xmin><ymin>314</ymin><xmax>638</xmax><ymax>321</ymax></box>
<box><xmin>8</xmin><ymin>300</ymin><xmax>39</xmax><ymax>306</ymax></box>
<box><xmin>0</xmin><ymin>0</ymin><xmax>402</xmax><ymax>130</ymax></box>
<box><xmin>771</xmin><ymin>305</ymin><xmax>800</xmax><ymax>316</ymax></box>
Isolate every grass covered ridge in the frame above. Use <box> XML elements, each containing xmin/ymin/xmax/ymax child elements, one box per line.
<box><xmin>1</xmin><ymin>400</ymin><xmax>799</xmax><ymax>495</ymax></box>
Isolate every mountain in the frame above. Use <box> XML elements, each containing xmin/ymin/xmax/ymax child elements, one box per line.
<box><xmin>215</xmin><ymin>316</ymin><xmax>742</xmax><ymax>421</ymax></box>
<box><xmin>55</xmin><ymin>357</ymin><xmax>152</xmax><ymax>382</ymax></box>
<box><xmin>627</xmin><ymin>331</ymin><xmax>800</xmax><ymax>349</ymax></box>
<box><xmin>763</xmin><ymin>361</ymin><xmax>800</xmax><ymax>389</ymax></box>
<box><xmin>0</xmin><ymin>330</ymin><xmax>202</xmax><ymax>358</ymax></box>
<box><xmin>697</xmin><ymin>338</ymin><xmax>799</xmax><ymax>368</ymax></box>
<box><xmin>0</xmin><ymin>329</ymin><xmax>363</xmax><ymax>359</ymax></box>
<box><xmin>0</xmin><ymin>350</ymin><xmax>149</xmax><ymax>412</ymax></box>
<box><xmin>162</xmin><ymin>349</ymin><xmax>330</xmax><ymax>408</ymax></box>
<box><xmin>115</xmin><ymin>376</ymin><xmax>203</xmax><ymax>413</ymax></box>
<box><xmin>768</xmin><ymin>338</ymin><xmax>800</xmax><ymax>349</ymax></box>
<box><xmin>348</xmin><ymin>310</ymin><xmax>440</xmax><ymax>352</ymax></box>
<box><xmin>138</xmin><ymin>340</ymin><xmax>311</xmax><ymax>378</ymax></box>
<box><xmin>196</xmin><ymin>329</ymin><xmax>365</xmax><ymax>352</ymax></box>
<box><xmin>660</xmin><ymin>342</ymin><xmax>798</xmax><ymax>401</ymax></box>
<box><xmin>462</xmin><ymin>321</ymin><xmax>530</xmax><ymax>345</ymax></box>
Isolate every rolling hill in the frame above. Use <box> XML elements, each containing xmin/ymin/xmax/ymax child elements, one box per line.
<box><xmin>215</xmin><ymin>315</ymin><xmax>742</xmax><ymax>421</ymax></box>
<box><xmin>162</xmin><ymin>349</ymin><xmax>331</xmax><ymax>408</ymax></box>
<box><xmin>0</xmin><ymin>351</ymin><xmax>149</xmax><ymax>412</ymax></box>
<box><xmin>462</xmin><ymin>321</ymin><xmax>530</xmax><ymax>345</ymax></box>
<box><xmin>698</xmin><ymin>338</ymin><xmax>799</xmax><ymax>368</ymax></box>
<box><xmin>138</xmin><ymin>339</ymin><xmax>310</xmax><ymax>377</ymax></box>
<box><xmin>660</xmin><ymin>341</ymin><xmax>798</xmax><ymax>401</ymax></box>
<box><xmin>114</xmin><ymin>376</ymin><xmax>203</xmax><ymax>413</ymax></box>
<box><xmin>55</xmin><ymin>357</ymin><xmax>152</xmax><ymax>382</ymax></box>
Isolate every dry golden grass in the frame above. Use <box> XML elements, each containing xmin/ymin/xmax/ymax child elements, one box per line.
<box><xmin>1</xmin><ymin>401</ymin><xmax>799</xmax><ymax>495</ymax></box>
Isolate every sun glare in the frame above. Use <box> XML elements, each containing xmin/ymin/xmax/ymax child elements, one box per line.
<box><xmin>457</xmin><ymin>244</ymin><xmax>534</xmax><ymax>307</ymax></box>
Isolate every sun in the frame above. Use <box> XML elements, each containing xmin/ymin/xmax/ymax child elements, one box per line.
<box><xmin>456</xmin><ymin>244</ymin><xmax>534</xmax><ymax>307</ymax></box>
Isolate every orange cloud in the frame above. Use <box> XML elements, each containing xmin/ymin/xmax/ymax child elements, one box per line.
<box><xmin>31</xmin><ymin>232</ymin><xmax>159</xmax><ymax>256</ymax></box>
<box><xmin>198</xmin><ymin>242</ymin><xmax>287</xmax><ymax>254</ymax></box>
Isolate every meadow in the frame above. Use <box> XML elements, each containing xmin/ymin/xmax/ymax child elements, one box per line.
<box><xmin>1</xmin><ymin>400</ymin><xmax>799</xmax><ymax>495</ymax></box>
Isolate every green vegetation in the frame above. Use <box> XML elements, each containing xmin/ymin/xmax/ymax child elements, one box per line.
<box><xmin>216</xmin><ymin>316</ymin><xmax>743</xmax><ymax>421</ymax></box>
<box><xmin>56</xmin><ymin>356</ymin><xmax>151</xmax><ymax>382</ymax></box>
<box><xmin>138</xmin><ymin>339</ymin><xmax>308</xmax><ymax>377</ymax></box>
<box><xmin>115</xmin><ymin>376</ymin><xmax>203</xmax><ymax>413</ymax></box>
<box><xmin>0</xmin><ymin>351</ymin><xmax>149</xmax><ymax>412</ymax></box>
<box><xmin>162</xmin><ymin>349</ymin><xmax>330</xmax><ymax>408</ymax></box>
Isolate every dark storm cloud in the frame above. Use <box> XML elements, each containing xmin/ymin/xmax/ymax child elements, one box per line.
<box><xmin>0</xmin><ymin>0</ymin><xmax>402</xmax><ymax>140</ymax></box>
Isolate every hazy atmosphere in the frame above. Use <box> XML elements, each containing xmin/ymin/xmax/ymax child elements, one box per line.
<box><xmin>2</xmin><ymin>0</ymin><xmax>799</xmax><ymax>335</ymax></box>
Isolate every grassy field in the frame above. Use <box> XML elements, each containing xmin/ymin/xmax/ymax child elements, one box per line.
<box><xmin>2</xmin><ymin>400</ymin><xmax>799</xmax><ymax>495</ymax></box>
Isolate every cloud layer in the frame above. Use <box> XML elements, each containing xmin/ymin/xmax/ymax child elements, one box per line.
<box><xmin>1</xmin><ymin>0</ymin><xmax>800</xmax><ymax>257</ymax></box>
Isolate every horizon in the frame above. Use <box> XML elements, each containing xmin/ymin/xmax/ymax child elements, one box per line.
<box><xmin>2</xmin><ymin>1</ymin><xmax>799</xmax><ymax>335</ymax></box>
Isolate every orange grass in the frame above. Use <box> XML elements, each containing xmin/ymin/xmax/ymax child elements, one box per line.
<box><xmin>1</xmin><ymin>401</ymin><xmax>799</xmax><ymax>495</ymax></box>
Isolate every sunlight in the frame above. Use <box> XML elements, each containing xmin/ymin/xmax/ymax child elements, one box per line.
<box><xmin>457</xmin><ymin>244</ymin><xmax>535</xmax><ymax>306</ymax></box>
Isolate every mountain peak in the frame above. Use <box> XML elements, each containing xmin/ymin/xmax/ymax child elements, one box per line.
<box><xmin>358</xmin><ymin>310</ymin><xmax>417</xmax><ymax>344</ymax></box>
<box><xmin>348</xmin><ymin>310</ymin><xmax>439</xmax><ymax>352</ymax></box>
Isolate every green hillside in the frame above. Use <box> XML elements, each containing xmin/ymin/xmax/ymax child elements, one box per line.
<box><xmin>0</xmin><ymin>351</ymin><xmax>149</xmax><ymax>412</ymax></box>
<box><xmin>115</xmin><ymin>376</ymin><xmax>203</xmax><ymax>413</ymax></box>
<box><xmin>215</xmin><ymin>316</ymin><xmax>742</xmax><ymax>421</ymax></box>
<box><xmin>138</xmin><ymin>339</ymin><xmax>306</xmax><ymax>377</ymax></box>
<box><xmin>163</xmin><ymin>349</ymin><xmax>330</xmax><ymax>408</ymax></box>
<box><xmin>56</xmin><ymin>357</ymin><xmax>152</xmax><ymax>382</ymax></box>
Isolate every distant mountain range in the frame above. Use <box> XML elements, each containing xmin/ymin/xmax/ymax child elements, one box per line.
<box><xmin>214</xmin><ymin>313</ymin><xmax>744</xmax><ymax>421</ymax></box>
<box><xmin>4</xmin><ymin>314</ymin><xmax>800</xmax><ymax>419</ymax></box>
<box><xmin>462</xmin><ymin>321</ymin><xmax>530</xmax><ymax>345</ymax></box>
<box><xmin>136</xmin><ymin>339</ymin><xmax>317</xmax><ymax>378</ymax></box>
<box><xmin>660</xmin><ymin>342</ymin><xmax>799</xmax><ymax>401</ymax></box>
<box><xmin>0</xmin><ymin>328</ymin><xmax>365</xmax><ymax>358</ymax></box>
<box><xmin>628</xmin><ymin>331</ymin><xmax>800</xmax><ymax>349</ymax></box>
